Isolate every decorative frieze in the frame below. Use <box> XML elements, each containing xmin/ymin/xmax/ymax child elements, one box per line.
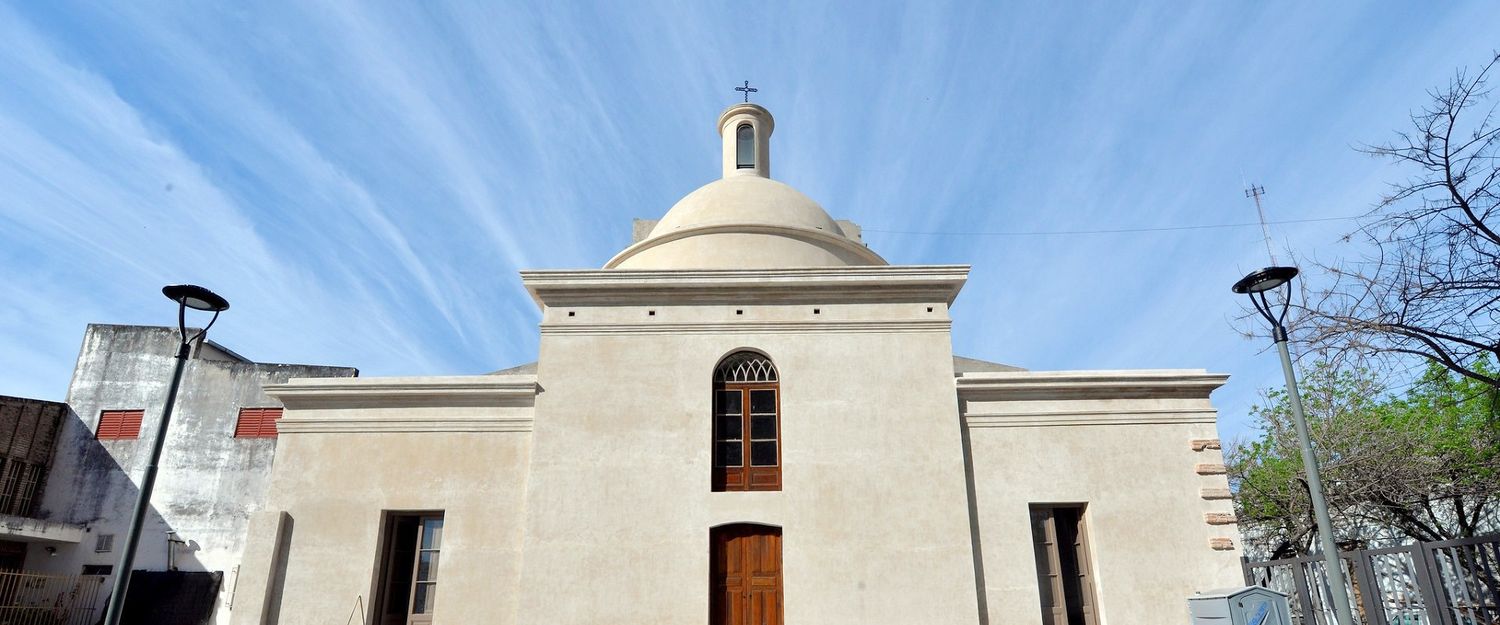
<box><xmin>1209</xmin><ymin>537</ymin><xmax>1236</xmax><ymax>551</ymax></box>
<box><xmin>1195</xmin><ymin>463</ymin><xmax>1227</xmax><ymax>475</ymax></box>
<box><xmin>1191</xmin><ymin>438</ymin><xmax>1221</xmax><ymax>451</ymax></box>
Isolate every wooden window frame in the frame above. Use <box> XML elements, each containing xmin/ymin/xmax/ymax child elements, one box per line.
<box><xmin>234</xmin><ymin>407</ymin><xmax>284</xmax><ymax>438</ymax></box>
<box><xmin>1029</xmin><ymin>504</ymin><xmax>1099</xmax><ymax>625</ymax></box>
<box><xmin>373</xmin><ymin>511</ymin><xmax>444</xmax><ymax>625</ymax></box>
<box><xmin>712</xmin><ymin>356</ymin><xmax>781</xmax><ymax>492</ymax></box>
<box><xmin>96</xmin><ymin>409</ymin><xmax>144</xmax><ymax>440</ymax></box>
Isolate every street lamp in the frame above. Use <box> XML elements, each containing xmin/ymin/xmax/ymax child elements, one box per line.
<box><xmin>1233</xmin><ymin>266</ymin><xmax>1354</xmax><ymax>625</ymax></box>
<box><xmin>103</xmin><ymin>285</ymin><xmax>229</xmax><ymax>625</ymax></box>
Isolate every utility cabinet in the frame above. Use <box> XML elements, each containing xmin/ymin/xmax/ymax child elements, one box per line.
<box><xmin>1188</xmin><ymin>586</ymin><xmax>1293</xmax><ymax>625</ymax></box>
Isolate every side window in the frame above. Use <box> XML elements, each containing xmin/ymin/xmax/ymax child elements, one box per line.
<box><xmin>375</xmin><ymin>512</ymin><xmax>444</xmax><ymax>625</ymax></box>
<box><xmin>736</xmin><ymin>123</ymin><xmax>755</xmax><ymax>169</ymax></box>
<box><xmin>712</xmin><ymin>352</ymin><xmax>780</xmax><ymax>491</ymax></box>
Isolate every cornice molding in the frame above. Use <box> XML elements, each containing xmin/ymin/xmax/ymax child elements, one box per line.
<box><xmin>266</xmin><ymin>375</ymin><xmax>538</xmax><ymax>410</ymax></box>
<box><xmin>521</xmin><ymin>265</ymin><xmax>970</xmax><ymax>309</ymax></box>
<box><xmin>276</xmin><ymin>415</ymin><xmax>532</xmax><ymax>434</ymax></box>
<box><xmin>540</xmin><ymin>319</ymin><xmax>950</xmax><ymax>336</ymax></box>
<box><xmin>964</xmin><ymin>409</ymin><xmax>1218</xmax><ymax>429</ymax></box>
<box><xmin>955</xmin><ymin>370</ymin><xmax>1229</xmax><ymax>401</ymax></box>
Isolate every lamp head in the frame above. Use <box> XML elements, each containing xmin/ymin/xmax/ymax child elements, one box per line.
<box><xmin>1232</xmin><ymin>266</ymin><xmax>1298</xmax><ymax>295</ymax></box>
<box><xmin>162</xmin><ymin>285</ymin><xmax>229</xmax><ymax>312</ymax></box>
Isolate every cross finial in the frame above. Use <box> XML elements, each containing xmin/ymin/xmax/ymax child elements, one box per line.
<box><xmin>735</xmin><ymin>80</ymin><xmax>758</xmax><ymax>103</ymax></box>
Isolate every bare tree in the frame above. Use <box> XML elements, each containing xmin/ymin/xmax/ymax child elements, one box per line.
<box><xmin>1299</xmin><ymin>53</ymin><xmax>1500</xmax><ymax>388</ymax></box>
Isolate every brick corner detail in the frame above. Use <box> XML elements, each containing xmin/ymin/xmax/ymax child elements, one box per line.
<box><xmin>1191</xmin><ymin>438</ymin><xmax>1222</xmax><ymax>451</ymax></box>
<box><xmin>1195</xmin><ymin>463</ymin><xmax>1227</xmax><ymax>475</ymax></box>
<box><xmin>1205</xmin><ymin>512</ymin><xmax>1238</xmax><ymax>525</ymax></box>
<box><xmin>1200</xmin><ymin>487</ymin><xmax>1233</xmax><ymax>500</ymax></box>
<box><xmin>1209</xmin><ymin>537</ymin><xmax>1236</xmax><ymax>551</ymax></box>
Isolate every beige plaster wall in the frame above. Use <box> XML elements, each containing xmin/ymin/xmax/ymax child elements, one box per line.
<box><xmin>229</xmin><ymin>423</ymin><xmax>531</xmax><ymax>625</ymax></box>
<box><xmin>966</xmin><ymin>415</ymin><xmax>1241</xmax><ymax>624</ymax></box>
<box><xmin>513</xmin><ymin>311</ymin><xmax>983</xmax><ymax>624</ymax></box>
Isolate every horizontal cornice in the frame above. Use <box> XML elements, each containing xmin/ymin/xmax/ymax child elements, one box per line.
<box><xmin>520</xmin><ymin>265</ymin><xmax>970</xmax><ymax>309</ymax></box>
<box><xmin>540</xmin><ymin>319</ymin><xmax>950</xmax><ymax>336</ymax></box>
<box><xmin>266</xmin><ymin>375</ymin><xmax>538</xmax><ymax>410</ymax></box>
<box><xmin>276</xmin><ymin>415</ymin><xmax>532</xmax><ymax>434</ymax></box>
<box><xmin>964</xmin><ymin>409</ymin><xmax>1219</xmax><ymax>428</ymax></box>
<box><xmin>955</xmin><ymin>370</ymin><xmax>1229</xmax><ymax>401</ymax></box>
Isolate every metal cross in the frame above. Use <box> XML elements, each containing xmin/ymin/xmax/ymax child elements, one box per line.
<box><xmin>735</xmin><ymin>80</ymin><xmax>758</xmax><ymax>103</ymax></box>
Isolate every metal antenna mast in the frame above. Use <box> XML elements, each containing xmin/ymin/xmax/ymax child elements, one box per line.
<box><xmin>1246</xmin><ymin>184</ymin><xmax>1277</xmax><ymax>263</ymax></box>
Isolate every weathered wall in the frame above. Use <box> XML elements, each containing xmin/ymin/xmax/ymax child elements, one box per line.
<box><xmin>30</xmin><ymin>324</ymin><xmax>354</xmax><ymax>624</ymax></box>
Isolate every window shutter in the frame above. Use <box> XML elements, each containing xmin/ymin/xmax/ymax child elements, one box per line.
<box><xmin>97</xmin><ymin>410</ymin><xmax>144</xmax><ymax>440</ymax></box>
<box><xmin>235</xmin><ymin>408</ymin><xmax>284</xmax><ymax>438</ymax></box>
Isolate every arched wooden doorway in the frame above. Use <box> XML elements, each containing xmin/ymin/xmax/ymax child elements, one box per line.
<box><xmin>710</xmin><ymin>524</ymin><xmax>782</xmax><ymax>625</ymax></box>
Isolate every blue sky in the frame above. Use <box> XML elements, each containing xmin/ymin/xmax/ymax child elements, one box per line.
<box><xmin>1</xmin><ymin>2</ymin><xmax>1496</xmax><ymax>441</ymax></box>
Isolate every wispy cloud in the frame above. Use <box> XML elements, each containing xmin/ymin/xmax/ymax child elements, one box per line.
<box><xmin>1</xmin><ymin>2</ymin><xmax>1496</xmax><ymax>441</ymax></box>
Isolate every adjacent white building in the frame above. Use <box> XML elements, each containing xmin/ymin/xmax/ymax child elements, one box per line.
<box><xmin>29</xmin><ymin>324</ymin><xmax>355</xmax><ymax>623</ymax></box>
<box><xmin>228</xmin><ymin>102</ymin><xmax>1242</xmax><ymax>625</ymax></box>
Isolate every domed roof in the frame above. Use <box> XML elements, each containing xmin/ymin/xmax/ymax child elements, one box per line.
<box><xmin>605</xmin><ymin>104</ymin><xmax>885</xmax><ymax>270</ymax></box>
<box><xmin>652</xmin><ymin>176</ymin><xmax>845</xmax><ymax>238</ymax></box>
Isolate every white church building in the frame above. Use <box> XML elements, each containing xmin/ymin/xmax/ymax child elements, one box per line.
<box><xmin>229</xmin><ymin>102</ymin><xmax>1242</xmax><ymax>625</ymax></box>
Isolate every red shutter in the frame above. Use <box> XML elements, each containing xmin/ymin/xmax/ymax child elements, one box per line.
<box><xmin>234</xmin><ymin>408</ymin><xmax>283</xmax><ymax>438</ymax></box>
<box><xmin>97</xmin><ymin>410</ymin><xmax>144</xmax><ymax>440</ymax></box>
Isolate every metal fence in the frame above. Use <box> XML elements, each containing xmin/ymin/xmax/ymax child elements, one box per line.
<box><xmin>0</xmin><ymin>570</ymin><xmax>107</xmax><ymax>625</ymax></box>
<box><xmin>1244</xmin><ymin>534</ymin><xmax>1500</xmax><ymax>625</ymax></box>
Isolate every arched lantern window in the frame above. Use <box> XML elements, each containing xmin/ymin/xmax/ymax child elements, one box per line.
<box><xmin>712</xmin><ymin>351</ymin><xmax>780</xmax><ymax>491</ymax></box>
<box><xmin>736</xmin><ymin>123</ymin><xmax>755</xmax><ymax>169</ymax></box>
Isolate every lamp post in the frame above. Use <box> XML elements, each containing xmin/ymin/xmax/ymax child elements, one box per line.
<box><xmin>103</xmin><ymin>285</ymin><xmax>229</xmax><ymax>625</ymax></box>
<box><xmin>1233</xmin><ymin>266</ymin><xmax>1353</xmax><ymax>625</ymax></box>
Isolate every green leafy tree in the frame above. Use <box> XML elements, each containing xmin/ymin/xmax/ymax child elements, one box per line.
<box><xmin>1228</xmin><ymin>360</ymin><xmax>1499</xmax><ymax>556</ymax></box>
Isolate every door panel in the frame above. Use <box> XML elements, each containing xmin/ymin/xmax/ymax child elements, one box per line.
<box><xmin>711</xmin><ymin>525</ymin><xmax>782</xmax><ymax>625</ymax></box>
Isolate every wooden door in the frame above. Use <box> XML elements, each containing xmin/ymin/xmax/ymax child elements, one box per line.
<box><xmin>711</xmin><ymin>525</ymin><xmax>783</xmax><ymax>625</ymax></box>
<box><xmin>1030</xmin><ymin>506</ymin><xmax>1098</xmax><ymax>625</ymax></box>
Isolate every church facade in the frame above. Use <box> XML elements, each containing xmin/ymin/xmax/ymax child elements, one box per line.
<box><xmin>228</xmin><ymin>103</ymin><xmax>1241</xmax><ymax>625</ymax></box>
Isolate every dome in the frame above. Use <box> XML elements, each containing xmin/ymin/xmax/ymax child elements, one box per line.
<box><xmin>605</xmin><ymin>104</ymin><xmax>885</xmax><ymax>269</ymax></box>
<box><xmin>655</xmin><ymin>176</ymin><xmax>844</xmax><ymax>238</ymax></box>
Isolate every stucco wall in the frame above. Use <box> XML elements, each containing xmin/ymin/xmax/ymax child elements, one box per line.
<box><xmin>229</xmin><ymin>375</ymin><xmax>535</xmax><ymax>625</ymax></box>
<box><xmin>234</xmin><ymin>430</ymin><xmax>532</xmax><ymax>625</ymax></box>
<box><xmin>961</xmin><ymin>373</ymin><xmax>1244</xmax><ymax>624</ymax></box>
<box><xmin>512</xmin><ymin>298</ymin><xmax>982</xmax><ymax>625</ymax></box>
<box><xmin>32</xmin><ymin>324</ymin><xmax>354</xmax><ymax>624</ymax></box>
